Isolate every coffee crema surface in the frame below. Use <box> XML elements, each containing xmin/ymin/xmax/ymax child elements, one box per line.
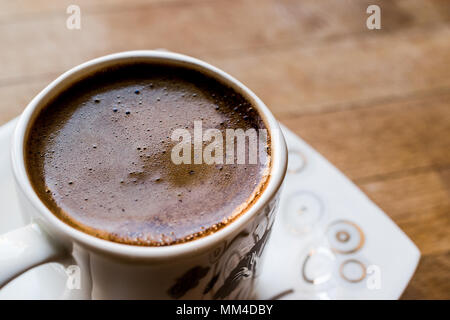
<box><xmin>26</xmin><ymin>63</ymin><xmax>270</xmax><ymax>246</ymax></box>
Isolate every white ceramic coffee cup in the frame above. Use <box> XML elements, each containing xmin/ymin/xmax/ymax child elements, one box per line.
<box><xmin>0</xmin><ymin>51</ymin><xmax>287</xmax><ymax>299</ymax></box>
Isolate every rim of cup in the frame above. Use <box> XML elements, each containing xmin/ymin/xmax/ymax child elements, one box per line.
<box><xmin>11</xmin><ymin>50</ymin><xmax>288</xmax><ymax>260</ymax></box>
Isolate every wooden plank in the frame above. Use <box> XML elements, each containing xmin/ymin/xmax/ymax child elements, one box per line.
<box><xmin>1</xmin><ymin>0</ymin><xmax>449</xmax><ymax>126</ymax></box>
<box><xmin>1</xmin><ymin>24</ymin><xmax>450</xmax><ymax>125</ymax></box>
<box><xmin>360</xmin><ymin>170</ymin><xmax>450</xmax><ymax>256</ymax></box>
<box><xmin>211</xmin><ymin>25</ymin><xmax>450</xmax><ymax>117</ymax></box>
<box><xmin>0</xmin><ymin>0</ymin><xmax>207</xmax><ymax>20</ymax></box>
<box><xmin>437</xmin><ymin>167</ymin><xmax>450</xmax><ymax>193</ymax></box>
<box><xmin>1</xmin><ymin>0</ymin><xmax>450</xmax><ymax>83</ymax></box>
<box><xmin>1</xmin><ymin>0</ymin><xmax>449</xmax><ymax>27</ymax></box>
<box><xmin>361</xmin><ymin>168</ymin><xmax>449</xmax><ymax>299</ymax></box>
<box><xmin>281</xmin><ymin>91</ymin><xmax>450</xmax><ymax>180</ymax></box>
<box><xmin>401</xmin><ymin>251</ymin><xmax>450</xmax><ymax>300</ymax></box>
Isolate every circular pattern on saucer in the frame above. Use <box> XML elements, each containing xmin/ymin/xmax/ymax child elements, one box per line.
<box><xmin>339</xmin><ymin>259</ymin><xmax>366</xmax><ymax>283</ymax></box>
<box><xmin>283</xmin><ymin>191</ymin><xmax>325</xmax><ymax>235</ymax></box>
<box><xmin>301</xmin><ymin>246</ymin><xmax>335</xmax><ymax>285</ymax></box>
<box><xmin>287</xmin><ymin>150</ymin><xmax>307</xmax><ymax>174</ymax></box>
<box><xmin>326</xmin><ymin>220</ymin><xmax>365</xmax><ymax>254</ymax></box>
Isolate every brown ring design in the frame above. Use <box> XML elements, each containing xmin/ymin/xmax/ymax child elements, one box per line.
<box><xmin>327</xmin><ymin>220</ymin><xmax>365</xmax><ymax>254</ymax></box>
<box><xmin>287</xmin><ymin>150</ymin><xmax>307</xmax><ymax>174</ymax></box>
<box><xmin>336</xmin><ymin>231</ymin><xmax>350</xmax><ymax>243</ymax></box>
<box><xmin>339</xmin><ymin>259</ymin><xmax>366</xmax><ymax>283</ymax></box>
<box><xmin>301</xmin><ymin>247</ymin><xmax>334</xmax><ymax>285</ymax></box>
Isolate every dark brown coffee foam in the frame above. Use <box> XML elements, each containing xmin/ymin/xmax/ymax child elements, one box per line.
<box><xmin>25</xmin><ymin>63</ymin><xmax>270</xmax><ymax>246</ymax></box>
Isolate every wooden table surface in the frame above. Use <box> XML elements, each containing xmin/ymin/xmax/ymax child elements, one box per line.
<box><xmin>1</xmin><ymin>0</ymin><xmax>449</xmax><ymax>299</ymax></box>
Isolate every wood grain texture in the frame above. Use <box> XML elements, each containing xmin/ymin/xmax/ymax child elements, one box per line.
<box><xmin>2</xmin><ymin>25</ymin><xmax>450</xmax><ymax>124</ymax></box>
<box><xmin>361</xmin><ymin>170</ymin><xmax>450</xmax><ymax>256</ymax></box>
<box><xmin>281</xmin><ymin>92</ymin><xmax>450</xmax><ymax>180</ymax></box>
<box><xmin>361</xmin><ymin>170</ymin><xmax>450</xmax><ymax>299</ymax></box>
<box><xmin>0</xmin><ymin>0</ymin><xmax>448</xmax><ymax>299</ymax></box>
<box><xmin>401</xmin><ymin>252</ymin><xmax>450</xmax><ymax>300</ymax></box>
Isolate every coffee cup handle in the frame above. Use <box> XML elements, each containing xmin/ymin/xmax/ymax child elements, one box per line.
<box><xmin>0</xmin><ymin>223</ymin><xmax>66</xmax><ymax>288</ymax></box>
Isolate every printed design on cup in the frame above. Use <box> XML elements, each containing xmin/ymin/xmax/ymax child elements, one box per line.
<box><xmin>167</xmin><ymin>195</ymin><xmax>279</xmax><ymax>299</ymax></box>
<box><xmin>167</xmin><ymin>266</ymin><xmax>210</xmax><ymax>299</ymax></box>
